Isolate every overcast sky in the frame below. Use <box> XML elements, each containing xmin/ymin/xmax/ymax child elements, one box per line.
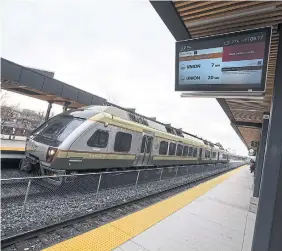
<box><xmin>1</xmin><ymin>0</ymin><xmax>248</xmax><ymax>155</ymax></box>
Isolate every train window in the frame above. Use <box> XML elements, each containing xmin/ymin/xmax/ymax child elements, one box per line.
<box><xmin>193</xmin><ymin>148</ymin><xmax>198</xmax><ymax>157</ymax></box>
<box><xmin>33</xmin><ymin>115</ymin><xmax>85</xmax><ymax>147</ymax></box>
<box><xmin>169</xmin><ymin>143</ymin><xmax>176</xmax><ymax>155</ymax></box>
<box><xmin>159</xmin><ymin>141</ymin><xmax>168</xmax><ymax>155</ymax></box>
<box><xmin>87</xmin><ymin>130</ymin><xmax>109</xmax><ymax>148</ymax></box>
<box><xmin>176</xmin><ymin>144</ymin><xmax>183</xmax><ymax>156</ymax></box>
<box><xmin>188</xmin><ymin>147</ymin><xmax>193</xmax><ymax>156</ymax></box>
<box><xmin>183</xmin><ymin>146</ymin><xmax>188</xmax><ymax>156</ymax></box>
<box><xmin>205</xmin><ymin>150</ymin><xmax>211</xmax><ymax>158</ymax></box>
<box><xmin>114</xmin><ymin>132</ymin><xmax>132</xmax><ymax>152</ymax></box>
<box><xmin>212</xmin><ymin>152</ymin><xmax>216</xmax><ymax>158</ymax></box>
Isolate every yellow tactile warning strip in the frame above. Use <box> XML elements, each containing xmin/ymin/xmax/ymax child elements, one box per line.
<box><xmin>0</xmin><ymin>147</ymin><xmax>25</xmax><ymax>151</ymax></box>
<box><xmin>42</xmin><ymin>165</ymin><xmax>246</xmax><ymax>251</ymax></box>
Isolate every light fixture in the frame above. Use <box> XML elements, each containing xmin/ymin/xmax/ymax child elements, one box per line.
<box><xmin>180</xmin><ymin>92</ymin><xmax>265</xmax><ymax>99</ymax></box>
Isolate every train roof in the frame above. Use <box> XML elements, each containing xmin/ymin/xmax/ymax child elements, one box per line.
<box><xmin>71</xmin><ymin>105</ymin><xmax>204</xmax><ymax>147</ymax></box>
<box><xmin>63</xmin><ymin>106</ymin><xmax>107</xmax><ymax>119</ymax></box>
<box><xmin>66</xmin><ymin>105</ymin><xmax>232</xmax><ymax>151</ymax></box>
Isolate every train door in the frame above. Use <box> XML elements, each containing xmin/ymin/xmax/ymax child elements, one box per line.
<box><xmin>198</xmin><ymin>148</ymin><xmax>203</xmax><ymax>163</ymax></box>
<box><xmin>135</xmin><ymin>133</ymin><xmax>154</xmax><ymax>166</ymax></box>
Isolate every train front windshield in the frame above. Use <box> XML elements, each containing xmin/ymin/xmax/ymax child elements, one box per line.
<box><xmin>31</xmin><ymin>115</ymin><xmax>85</xmax><ymax>147</ymax></box>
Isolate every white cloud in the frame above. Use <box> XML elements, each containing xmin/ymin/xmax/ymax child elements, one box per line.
<box><xmin>1</xmin><ymin>0</ymin><xmax>248</xmax><ymax>155</ymax></box>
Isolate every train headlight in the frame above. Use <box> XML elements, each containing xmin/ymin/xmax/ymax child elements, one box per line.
<box><xmin>46</xmin><ymin>147</ymin><xmax>58</xmax><ymax>162</ymax></box>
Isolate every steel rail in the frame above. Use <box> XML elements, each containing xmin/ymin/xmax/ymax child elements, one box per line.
<box><xmin>1</xmin><ymin>164</ymin><xmax>244</xmax><ymax>249</ymax></box>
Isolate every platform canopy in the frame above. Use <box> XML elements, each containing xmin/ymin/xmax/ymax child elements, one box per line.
<box><xmin>151</xmin><ymin>1</ymin><xmax>282</xmax><ymax>150</ymax></box>
<box><xmin>1</xmin><ymin>58</ymin><xmax>107</xmax><ymax>109</ymax></box>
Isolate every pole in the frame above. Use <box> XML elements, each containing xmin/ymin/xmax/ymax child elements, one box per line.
<box><xmin>45</xmin><ymin>101</ymin><xmax>53</xmax><ymax>121</ymax></box>
<box><xmin>159</xmin><ymin>168</ymin><xmax>164</xmax><ymax>181</ymax></box>
<box><xmin>251</xmin><ymin>25</ymin><xmax>282</xmax><ymax>251</ymax></box>
<box><xmin>253</xmin><ymin>114</ymin><xmax>269</xmax><ymax>198</ymax></box>
<box><xmin>63</xmin><ymin>101</ymin><xmax>71</xmax><ymax>112</ymax></box>
<box><xmin>135</xmin><ymin>171</ymin><xmax>140</xmax><ymax>186</ymax></box>
<box><xmin>174</xmin><ymin>167</ymin><xmax>179</xmax><ymax>178</ymax></box>
<box><xmin>21</xmin><ymin>180</ymin><xmax>32</xmax><ymax>218</ymax></box>
<box><xmin>96</xmin><ymin>174</ymin><xmax>102</xmax><ymax>198</ymax></box>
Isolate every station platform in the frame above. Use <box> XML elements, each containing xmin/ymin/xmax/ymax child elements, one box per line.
<box><xmin>0</xmin><ymin>139</ymin><xmax>26</xmax><ymax>159</ymax></box>
<box><xmin>1</xmin><ymin>134</ymin><xmax>26</xmax><ymax>141</ymax></box>
<box><xmin>43</xmin><ymin>165</ymin><xmax>255</xmax><ymax>251</ymax></box>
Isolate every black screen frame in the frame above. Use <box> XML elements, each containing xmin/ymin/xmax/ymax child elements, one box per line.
<box><xmin>175</xmin><ymin>27</ymin><xmax>272</xmax><ymax>93</ymax></box>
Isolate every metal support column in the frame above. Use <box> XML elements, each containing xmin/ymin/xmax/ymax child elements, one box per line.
<box><xmin>45</xmin><ymin>101</ymin><xmax>53</xmax><ymax>121</ymax></box>
<box><xmin>251</xmin><ymin>25</ymin><xmax>282</xmax><ymax>251</ymax></box>
<box><xmin>253</xmin><ymin>113</ymin><xmax>269</xmax><ymax>198</ymax></box>
<box><xmin>63</xmin><ymin>101</ymin><xmax>71</xmax><ymax>112</ymax></box>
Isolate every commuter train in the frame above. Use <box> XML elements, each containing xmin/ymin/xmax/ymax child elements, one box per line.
<box><xmin>20</xmin><ymin>105</ymin><xmax>240</xmax><ymax>181</ymax></box>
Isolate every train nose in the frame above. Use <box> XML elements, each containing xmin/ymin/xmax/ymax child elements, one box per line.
<box><xmin>25</xmin><ymin>138</ymin><xmax>50</xmax><ymax>161</ymax></box>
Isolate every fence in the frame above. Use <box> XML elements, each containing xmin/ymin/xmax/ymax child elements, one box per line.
<box><xmin>1</xmin><ymin>162</ymin><xmax>245</xmax><ymax>238</ymax></box>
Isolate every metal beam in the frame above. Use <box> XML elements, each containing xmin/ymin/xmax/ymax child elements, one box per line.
<box><xmin>231</xmin><ymin>121</ymin><xmax>262</xmax><ymax>129</ymax></box>
<box><xmin>253</xmin><ymin>114</ymin><xmax>269</xmax><ymax>198</ymax></box>
<box><xmin>149</xmin><ymin>1</ymin><xmax>191</xmax><ymax>40</ymax></box>
<box><xmin>63</xmin><ymin>101</ymin><xmax>71</xmax><ymax>112</ymax></box>
<box><xmin>217</xmin><ymin>99</ymin><xmax>249</xmax><ymax>148</ymax></box>
<box><xmin>215</xmin><ymin>98</ymin><xmax>249</xmax><ymax>148</ymax></box>
<box><xmin>45</xmin><ymin>101</ymin><xmax>53</xmax><ymax>121</ymax></box>
<box><xmin>252</xmin><ymin>25</ymin><xmax>282</xmax><ymax>251</ymax></box>
<box><xmin>217</xmin><ymin>98</ymin><xmax>236</xmax><ymax>121</ymax></box>
<box><xmin>230</xmin><ymin>123</ymin><xmax>249</xmax><ymax>149</ymax></box>
<box><xmin>126</xmin><ymin>108</ymin><xmax>136</xmax><ymax>113</ymax></box>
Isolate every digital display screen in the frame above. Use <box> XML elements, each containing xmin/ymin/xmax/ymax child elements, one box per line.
<box><xmin>175</xmin><ymin>27</ymin><xmax>271</xmax><ymax>93</ymax></box>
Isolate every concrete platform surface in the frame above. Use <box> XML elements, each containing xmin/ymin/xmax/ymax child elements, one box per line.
<box><xmin>114</xmin><ymin>166</ymin><xmax>256</xmax><ymax>251</ymax></box>
<box><xmin>1</xmin><ymin>139</ymin><xmax>26</xmax><ymax>159</ymax></box>
<box><xmin>0</xmin><ymin>139</ymin><xmax>26</xmax><ymax>150</ymax></box>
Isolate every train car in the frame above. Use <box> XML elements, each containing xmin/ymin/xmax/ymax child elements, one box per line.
<box><xmin>20</xmin><ymin>105</ymin><xmax>232</xmax><ymax>182</ymax></box>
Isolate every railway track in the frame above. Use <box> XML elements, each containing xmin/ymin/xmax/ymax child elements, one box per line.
<box><xmin>1</xmin><ymin>164</ymin><xmax>244</xmax><ymax>251</ymax></box>
<box><xmin>1</xmin><ymin>163</ymin><xmax>219</xmax><ymax>202</ymax></box>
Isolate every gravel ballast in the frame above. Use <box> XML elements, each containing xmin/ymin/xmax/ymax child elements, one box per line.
<box><xmin>1</xmin><ymin>163</ymin><xmax>243</xmax><ymax>239</ymax></box>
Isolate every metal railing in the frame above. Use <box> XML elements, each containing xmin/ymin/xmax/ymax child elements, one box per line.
<box><xmin>1</xmin><ymin>162</ymin><xmax>245</xmax><ymax>238</ymax></box>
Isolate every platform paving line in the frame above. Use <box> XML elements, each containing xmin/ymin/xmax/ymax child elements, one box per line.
<box><xmin>42</xmin><ymin>166</ymin><xmax>246</xmax><ymax>251</ymax></box>
<box><xmin>0</xmin><ymin>146</ymin><xmax>25</xmax><ymax>151</ymax></box>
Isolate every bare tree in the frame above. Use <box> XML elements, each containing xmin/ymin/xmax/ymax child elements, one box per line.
<box><xmin>1</xmin><ymin>103</ymin><xmax>19</xmax><ymax>125</ymax></box>
<box><xmin>19</xmin><ymin>109</ymin><xmax>45</xmax><ymax>131</ymax></box>
<box><xmin>1</xmin><ymin>90</ymin><xmax>20</xmax><ymax>124</ymax></box>
<box><xmin>0</xmin><ymin>90</ymin><xmax>9</xmax><ymax>106</ymax></box>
